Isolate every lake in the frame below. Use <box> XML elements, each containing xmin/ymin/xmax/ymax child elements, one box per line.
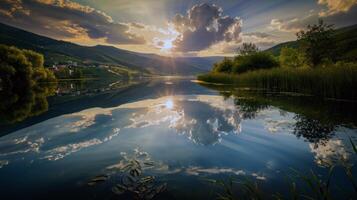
<box><xmin>0</xmin><ymin>78</ymin><xmax>356</xmax><ymax>199</ymax></box>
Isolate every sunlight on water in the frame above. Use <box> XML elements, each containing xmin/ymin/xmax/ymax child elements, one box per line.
<box><xmin>0</xmin><ymin>87</ymin><xmax>356</xmax><ymax>199</ymax></box>
<box><xmin>165</xmin><ymin>99</ymin><xmax>174</xmax><ymax>110</ymax></box>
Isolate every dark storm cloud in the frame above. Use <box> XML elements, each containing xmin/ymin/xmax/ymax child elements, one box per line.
<box><xmin>172</xmin><ymin>3</ymin><xmax>242</xmax><ymax>52</ymax></box>
<box><xmin>0</xmin><ymin>0</ymin><xmax>145</xmax><ymax>44</ymax></box>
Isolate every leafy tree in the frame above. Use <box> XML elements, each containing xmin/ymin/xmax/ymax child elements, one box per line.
<box><xmin>237</xmin><ymin>43</ymin><xmax>259</xmax><ymax>56</ymax></box>
<box><xmin>279</xmin><ymin>47</ymin><xmax>305</xmax><ymax>68</ymax></box>
<box><xmin>22</xmin><ymin>49</ymin><xmax>44</xmax><ymax>68</ymax></box>
<box><xmin>0</xmin><ymin>45</ymin><xmax>57</xmax><ymax>123</ymax></box>
<box><xmin>297</xmin><ymin>19</ymin><xmax>335</xmax><ymax>67</ymax></box>
<box><xmin>212</xmin><ymin>57</ymin><xmax>233</xmax><ymax>73</ymax></box>
<box><xmin>232</xmin><ymin>52</ymin><xmax>279</xmax><ymax>74</ymax></box>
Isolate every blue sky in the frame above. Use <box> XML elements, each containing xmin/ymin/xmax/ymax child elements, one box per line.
<box><xmin>0</xmin><ymin>0</ymin><xmax>356</xmax><ymax>56</ymax></box>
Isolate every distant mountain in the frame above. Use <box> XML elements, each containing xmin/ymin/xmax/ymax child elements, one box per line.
<box><xmin>265</xmin><ymin>24</ymin><xmax>357</xmax><ymax>61</ymax></box>
<box><xmin>0</xmin><ymin>23</ymin><xmax>223</xmax><ymax>75</ymax></box>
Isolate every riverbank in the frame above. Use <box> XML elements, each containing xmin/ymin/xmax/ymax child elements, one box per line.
<box><xmin>197</xmin><ymin>63</ymin><xmax>357</xmax><ymax>100</ymax></box>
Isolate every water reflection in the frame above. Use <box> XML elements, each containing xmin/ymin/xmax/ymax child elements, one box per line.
<box><xmin>55</xmin><ymin>79</ymin><xmax>137</xmax><ymax>97</ymax></box>
<box><xmin>199</xmin><ymin>83</ymin><xmax>357</xmax><ymax>166</ymax></box>
<box><xmin>0</xmin><ymin>83</ymin><xmax>57</xmax><ymax>124</ymax></box>
<box><xmin>0</xmin><ymin>80</ymin><xmax>357</xmax><ymax>199</ymax></box>
<box><xmin>124</xmin><ymin>96</ymin><xmax>242</xmax><ymax>145</ymax></box>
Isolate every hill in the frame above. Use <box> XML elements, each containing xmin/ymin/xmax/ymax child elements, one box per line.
<box><xmin>0</xmin><ymin>23</ymin><xmax>222</xmax><ymax>75</ymax></box>
<box><xmin>265</xmin><ymin>24</ymin><xmax>357</xmax><ymax>61</ymax></box>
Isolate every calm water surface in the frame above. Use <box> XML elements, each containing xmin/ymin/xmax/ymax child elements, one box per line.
<box><xmin>0</xmin><ymin>78</ymin><xmax>356</xmax><ymax>199</ymax></box>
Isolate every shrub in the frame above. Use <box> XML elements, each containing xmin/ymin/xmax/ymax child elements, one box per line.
<box><xmin>212</xmin><ymin>57</ymin><xmax>233</xmax><ymax>73</ymax></box>
<box><xmin>232</xmin><ymin>52</ymin><xmax>279</xmax><ymax>74</ymax></box>
<box><xmin>279</xmin><ymin>47</ymin><xmax>306</xmax><ymax>68</ymax></box>
<box><xmin>237</xmin><ymin>43</ymin><xmax>259</xmax><ymax>56</ymax></box>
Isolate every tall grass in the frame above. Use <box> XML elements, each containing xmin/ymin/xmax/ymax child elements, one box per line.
<box><xmin>197</xmin><ymin>63</ymin><xmax>357</xmax><ymax>100</ymax></box>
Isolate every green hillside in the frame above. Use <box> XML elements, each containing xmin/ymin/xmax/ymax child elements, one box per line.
<box><xmin>0</xmin><ymin>23</ymin><xmax>220</xmax><ymax>75</ymax></box>
<box><xmin>265</xmin><ymin>24</ymin><xmax>357</xmax><ymax>61</ymax></box>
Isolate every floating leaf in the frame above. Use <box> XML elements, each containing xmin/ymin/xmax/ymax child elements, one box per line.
<box><xmin>87</xmin><ymin>175</ymin><xmax>109</xmax><ymax>186</ymax></box>
<box><xmin>121</xmin><ymin>163</ymin><xmax>132</xmax><ymax>171</ymax></box>
<box><xmin>349</xmin><ymin>136</ymin><xmax>357</xmax><ymax>154</ymax></box>
<box><xmin>144</xmin><ymin>161</ymin><xmax>155</xmax><ymax>166</ymax></box>
<box><xmin>140</xmin><ymin>176</ymin><xmax>155</xmax><ymax>184</ymax></box>
<box><xmin>112</xmin><ymin>184</ymin><xmax>126</xmax><ymax>195</ymax></box>
<box><xmin>156</xmin><ymin>183</ymin><xmax>167</xmax><ymax>194</ymax></box>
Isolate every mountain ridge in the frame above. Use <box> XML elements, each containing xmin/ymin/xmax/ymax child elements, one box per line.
<box><xmin>265</xmin><ymin>24</ymin><xmax>357</xmax><ymax>61</ymax></box>
<box><xmin>0</xmin><ymin>23</ymin><xmax>223</xmax><ymax>75</ymax></box>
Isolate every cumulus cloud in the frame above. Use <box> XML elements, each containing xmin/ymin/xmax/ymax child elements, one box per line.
<box><xmin>242</xmin><ymin>32</ymin><xmax>278</xmax><ymax>50</ymax></box>
<box><xmin>318</xmin><ymin>0</ymin><xmax>357</xmax><ymax>16</ymax></box>
<box><xmin>309</xmin><ymin>138</ymin><xmax>350</xmax><ymax>166</ymax></box>
<box><xmin>270</xmin><ymin>0</ymin><xmax>357</xmax><ymax>33</ymax></box>
<box><xmin>172</xmin><ymin>3</ymin><xmax>242</xmax><ymax>52</ymax></box>
<box><xmin>204</xmin><ymin>32</ymin><xmax>278</xmax><ymax>54</ymax></box>
<box><xmin>0</xmin><ymin>0</ymin><xmax>29</xmax><ymax>17</ymax></box>
<box><xmin>270</xmin><ymin>18</ymin><xmax>307</xmax><ymax>32</ymax></box>
<box><xmin>0</xmin><ymin>0</ymin><xmax>145</xmax><ymax>44</ymax></box>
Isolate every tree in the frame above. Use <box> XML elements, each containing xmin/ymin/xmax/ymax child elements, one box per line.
<box><xmin>212</xmin><ymin>57</ymin><xmax>233</xmax><ymax>73</ymax></box>
<box><xmin>0</xmin><ymin>45</ymin><xmax>57</xmax><ymax>123</ymax></box>
<box><xmin>22</xmin><ymin>49</ymin><xmax>44</xmax><ymax>68</ymax></box>
<box><xmin>237</xmin><ymin>43</ymin><xmax>259</xmax><ymax>56</ymax></box>
<box><xmin>279</xmin><ymin>47</ymin><xmax>305</xmax><ymax>68</ymax></box>
<box><xmin>232</xmin><ymin>52</ymin><xmax>279</xmax><ymax>74</ymax></box>
<box><xmin>297</xmin><ymin>19</ymin><xmax>335</xmax><ymax>67</ymax></box>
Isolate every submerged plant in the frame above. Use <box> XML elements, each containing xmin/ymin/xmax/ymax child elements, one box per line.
<box><xmin>87</xmin><ymin>149</ymin><xmax>167</xmax><ymax>200</ymax></box>
<box><xmin>111</xmin><ymin>157</ymin><xmax>167</xmax><ymax>200</ymax></box>
<box><xmin>206</xmin><ymin>177</ymin><xmax>263</xmax><ymax>200</ymax></box>
<box><xmin>289</xmin><ymin>167</ymin><xmax>335</xmax><ymax>200</ymax></box>
<box><xmin>206</xmin><ymin>162</ymin><xmax>357</xmax><ymax>200</ymax></box>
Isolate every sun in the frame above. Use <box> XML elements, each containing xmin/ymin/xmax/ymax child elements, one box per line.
<box><xmin>161</xmin><ymin>39</ymin><xmax>173</xmax><ymax>51</ymax></box>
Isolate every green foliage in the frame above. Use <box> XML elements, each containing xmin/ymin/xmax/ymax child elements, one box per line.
<box><xmin>211</xmin><ymin>51</ymin><xmax>278</xmax><ymax>74</ymax></box>
<box><xmin>266</xmin><ymin>24</ymin><xmax>357</xmax><ymax>61</ymax></box>
<box><xmin>238</xmin><ymin>43</ymin><xmax>259</xmax><ymax>56</ymax></box>
<box><xmin>22</xmin><ymin>49</ymin><xmax>44</xmax><ymax>68</ymax></box>
<box><xmin>297</xmin><ymin>19</ymin><xmax>336</xmax><ymax>67</ymax></box>
<box><xmin>232</xmin><ymin>52</ymin><xmax>279</xmax><ymax>74</ymax></box>
<box><xmin>279</xmin><ymin>47</ymin><xmax>306</xmax><ymax>68</ymax></box>
<box><xmin>213</xmin><ymin>57</ymin><xmax>233</xmax><ymax>73</ymax></box>
<box><xmin>198</xmin><ymin>62</ymin><xmax>357</xmax><ymax>100</ymax></box>
<box><xmin>0</xmin><ymin>45</ymin><xmax>57</xmax><ymax>123</ymax></box>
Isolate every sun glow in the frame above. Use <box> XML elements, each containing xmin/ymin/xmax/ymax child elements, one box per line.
<box><xmin>161</xmin><ymin>39</ymin><xmax>173</xmax><ymax>51</ymax></box>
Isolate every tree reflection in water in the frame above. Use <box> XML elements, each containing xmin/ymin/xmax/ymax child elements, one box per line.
<box><xmin>0</xmin><ymin>83</ymin><xmax>57</xmax><ymax>124</ymax></box>
<box><xmin>200</xmin><ymin>83</ymin><xmax>357</xmax><ymax>147</ymax></box>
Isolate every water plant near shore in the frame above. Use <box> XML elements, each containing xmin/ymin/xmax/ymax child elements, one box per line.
<box><xmin>198</xmin><ymin>62</ymin><xmax>357</xmax><ymax>100</ymax></box>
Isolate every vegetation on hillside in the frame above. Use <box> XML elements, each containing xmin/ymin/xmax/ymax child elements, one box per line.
<box><xmin>212</xmin><ymin>43</ymin><xmax>279</xmax><ymax>74</ymax></box>
<box><xmin>198</xmin><ymin>20</ymin><xmax>357</xmax><ymax>100</ymax></box>
<box><xmin>0</xmin><ymin>23</ymin><xmax>216</xmax><ymax>75</ymax></box>
<box><xmin>0</xmin><ymin>45</ymin><xmax>57</xmax><ymax>123</ymax></box>
<box><xmin>265</xmin><ymin>24</ymin><xmax>357</xmax><ymax>62</ymax></box>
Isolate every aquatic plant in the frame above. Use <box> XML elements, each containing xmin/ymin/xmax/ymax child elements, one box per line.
<box><xmin>111</xmin><ymin>157</ymin><xmax>167</xmax><ymax>200</ymax></box>
<box><xmin>87</xmin><ymin>149</ymin><xmax>167</xmax><ymax>200</ymax></box>
<box><xmin>198</xmin><ymin>62</ymin><xmax>357</xmax><ymax>100</ymax></box>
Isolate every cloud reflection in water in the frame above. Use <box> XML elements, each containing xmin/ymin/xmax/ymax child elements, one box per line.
<box><xmin>0</xmin><ymin>95</ymin><xmax>355</xmax><ymax>170</ymax></box>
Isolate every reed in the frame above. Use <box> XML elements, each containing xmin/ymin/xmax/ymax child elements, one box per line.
<box><xmin>197</xmin><ymin>62</ymin><xmax>357</xmax><ymax>100</ymax></box>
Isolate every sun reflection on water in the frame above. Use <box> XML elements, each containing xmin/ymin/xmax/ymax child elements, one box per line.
<box><xmin>165</xmin><ymin>99</ymin><xmax>174</xmax><ymax>110</ymax></box>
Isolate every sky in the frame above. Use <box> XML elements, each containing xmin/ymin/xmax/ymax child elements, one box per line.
<box><xmin>0</xmin><ymin>0</ymin><xmax>356</xmax><ymax>57</ymax></box>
